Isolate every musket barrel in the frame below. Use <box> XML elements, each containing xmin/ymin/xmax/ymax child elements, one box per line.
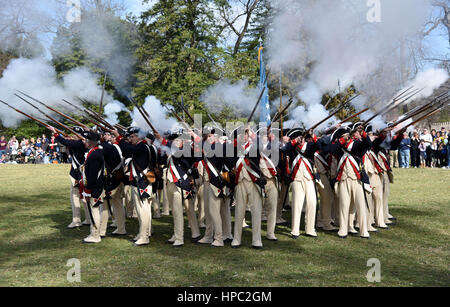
<box><xmin>16</xmin><ymin>91</ymin><xmax>90</xmax><ymax>130</ymax></box>
<box><xmin>247</xmin><ymin>87</ymin><xmax>266</xmax><ymax>123</ymax></box>
<box><xmin>0</xmin><ymin>99</ymin><xmax>68</xmax><ymax>137</ymax></box>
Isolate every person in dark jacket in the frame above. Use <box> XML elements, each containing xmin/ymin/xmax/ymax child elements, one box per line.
<box><xmin>113</xmin><ymin>127</ymin><xmax>154</xmax><ymax>246</ymax></box>
<box><xmin>80</xmin><ymin>131</ymin><xmax>105</xmax><ymax>244</ymax></box>
<box><xmin>98</xmin><ymin>131</ymin><xmax>127</xmax><ymax>237</ymax></box>
<box><xmin>281</xmin><ymin>128</ymin><xmax>320</xmax><ymax>239</ymax></box>
<box><xmin>398</xmin><ymin>132</ymin><xmax>411</xmax><ymax>168</ymax></box>
<box><xmin>155</xmin><ymin>129</ymin><xmax>201</xmax><ymax>248</ymax></box>
<box><xmin>48</xmin><ymin>126</ymin><xmax>90</xmax><ymax>228</ymax></box>
<box><xmin>410</xmin><ymin>132</ymin><xmax>420</xmax><ymax>168</ymax></box>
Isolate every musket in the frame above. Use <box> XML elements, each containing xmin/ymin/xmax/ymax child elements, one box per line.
<box><xmin>14</xmin><ymin>94</ymin><xmax>84</xmax><ymax>139</ymax></box>
<box><xmin>272</xmin><ymin>98</ymin><xmax>294</xmax><ymax>123</ymax></box>
<box><xmin>164</xmin><ymin>105</ymin><xmax>193</xmax><ymax>132</ymax></box>
<box><xmin>99</xmin><ymin>72</ymin><xmax>107</xmax><ymax>116</ymax></box>
<box><xmin>64</xmin><ymin>98</ymin><xmax>101</xmax><ymax>123</ymax></box>
<box><xmin>175</xmin><ymin>97</ymin><xmax>195</xmax><ymax>123</ymax></box>
<box><xmin>267</xmin><ymin>98</ymin><xmax>294</xmax><ymax>131</ymax></box>
<box><xmin>247</xmin><ymin>87</ymin><xmax>266</xmax><ymax>123</ymax></box>
<box><xmin>393</xmin><ymin>85</ymin><xmax>415</xmax><ymax>102</ymax></box>
<box><xmin>403</xmin><ymin>103</ymin><xmax>449</xmax><ymax>131</ymax></box>
<box><xmin>136</xmin><ymin>104</ymin><xmax>159</xmax><ymax>135</ymax></box>
<box><xmin>323</xmin><ymin>108</ymin><xmax>371</xmax><ymax>135</ymax></box>
<box><xmin>378</xmin><ymin>88</ymin><xmax>424</xmax><ymax>118</ymax></box>
<box><xmin>0</xmin><ymin>99</ymin><xmax>68</xmax><ymax>137</ymax></box>
<box><xmin>62</xmin><ymin>98</ymin><xmax>116</xmax><ymax>132</ymax></box>
<box><xmin>127</xmin><ymin>96</ymin><xmax>159</xmax><ymax>135</ymax></box>
<box><xmin>76</xmin><ymin>97</ymin><xmax>116</xmax><ymax>131</ymax></box>
<box><xmin>16</xmin><ymin>90</ymin><xmax>90</xmax><ymax>130</ymax></box>
<box><xmin>62</xmin><ymin>99</ymin><xmax>85</xmax><ymax>113</ymax></box>
<box><xmin>363</xmin><ymin>88</ymin><xmax>423</xmax><ymax>125</ymax></box>
<box><xmin>308</xmin><ymin>94</ymin><xmax>359</xmax><ymax>131</ymax></box>
<box><xmin>389</xmin><ymin>91</ymin><xmax>449</xmax><ymax>128</ymax></box>
<box><xmin>206</xmin><ymin>111</ymin><xmax>218</xmax><ymax>125</ymax></box>
<box><xmin>115</xmin><ymin>123</ymin><xmax>127</xmax><ymax>130</ymax></box>
<box><xmin>129</xmin><ymin>96</ymin><xmax>150</xmax><ymax>119</ymax></box>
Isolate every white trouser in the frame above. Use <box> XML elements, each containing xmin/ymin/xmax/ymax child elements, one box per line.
<box><xmin>291</xmin><ymin>178</ymin><xmax>317</xmax><ymax>236</ymax></box>
<box><xmin>232</xmin><ymin>179</ymin><xmax>263</xmax><ymax>247</ymax></box>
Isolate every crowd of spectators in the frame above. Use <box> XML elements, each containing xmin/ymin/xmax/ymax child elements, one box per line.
<box><xmin>392</xmin><ymin>127</ymin><xmax>450</xmax><ymax>169</ymax></box>
<box><xmin>0</xmin><ymin>134</ymin><xmax>69</xmax><ymax>164</ymax></box>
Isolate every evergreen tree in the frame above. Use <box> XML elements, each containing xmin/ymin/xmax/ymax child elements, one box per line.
<box><xmin>134</xmin><ymin>0</ymin><xmax>220</xmax><ymax>113</ymax></box>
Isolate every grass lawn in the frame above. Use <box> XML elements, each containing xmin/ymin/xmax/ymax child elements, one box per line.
<box><xmin>0</xmin><ymin>164</ymin><xmax>449</xmax><ymax>287</ymax></box>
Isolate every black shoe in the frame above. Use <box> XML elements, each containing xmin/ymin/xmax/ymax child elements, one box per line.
<box><xmin>338</xmin><ymin>235</ymin><xmax>347</xmax><ymax>239</ymax></box>
<box><xmin>252</xmin><ymin>245</ymin><xmax>263</xmax><ymax>250</ymax></box>
<box><xmin>378</xmin><ymin>226</ymin><xmax>389</xmax><ymax>230</ymax></box>
<box><xmin>368</xmin><ymin>229</ymin><xmax>379</xmax><ymax>233</ymax></box>
<box><xmin>349</xmin><ymin>231</ymin><xmax>359</xmax><ymax>236</ymax></box>
<box><xmin>389</xmin><ymin>217</ymin><xmax>397</xmax><ymax>221</ymax></box>
<box><xmin>101</xmin><ymin>235</ymin><xmax>106</xmax><ymax>238</ymax></box>
<box><xmin>304</xmin><ymin>234</ymin><xmax>318</xmax><ymax>238</ymax></box>
<box><xmin>166</xmin><ymin>240</ymin><xmax>175</xmax><ymax>244</ymax></box>
<box><xmin>360</xmin><ymin>236</ymin><xmax>370</xmax><ymax>240</ymax></box>
<box><xmin>191</xmin><ymin>236</ymin><xmax>201</xmax><ymax>243</ymax></box>
<box><xmin>111</xmin><ymin>232</ymin><xmax>127</xmax><ymax>237</ymax></box>
<box><xmin>231</xmin><ymin>245</ymin><xmax>241</xmax><ymax>249</ymax></box>
<box><xmin>266</xmin><ymin>237</ymin><xmax>278</xmax><ymax>242</ymax></box>
<box><xmin>291</xmin><ymin>235</ymin><xmax>300</xmax><ymax>240</ymax></box>
<box><xmin>172</xmin><ymin>244</ymin><xmax>184</xmax><ymax>248</ymax></box>
<box><xmin>224</xmin><ymin>238</ymin><xmax>233</xmax><ymax>243</ymax></box>
<box><xmin>133</xmin><ymin>242</ymin><xmax>150</xmax><ymax>247</ymax></box>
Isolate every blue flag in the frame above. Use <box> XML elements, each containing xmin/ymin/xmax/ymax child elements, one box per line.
<box><xmin>258</xmin><ymin>44</ymin><xmax>270</xmax><ymax>126</ymax></box>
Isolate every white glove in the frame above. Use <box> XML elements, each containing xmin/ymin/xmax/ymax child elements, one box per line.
<box><xmin>82</xmin><ymin>192</ymin><xmax>91</xmax><ymax>198</ymax></box>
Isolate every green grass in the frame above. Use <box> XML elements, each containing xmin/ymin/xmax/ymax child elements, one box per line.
<box><xmin>0</xmin><ymin>164</ymin><xmax>449</xmax><ymax>287</ymax></box>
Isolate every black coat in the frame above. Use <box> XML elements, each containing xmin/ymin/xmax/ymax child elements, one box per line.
<box><xmin>55</xmin><ymin>134</ymin><xmax>86</xmax><ymax>181</ymax></box>
<box><xmin>101</xmin><ymin>142</ymin><xmax>123</xmax><ymax>192</ymax></box>
<box><xmin>118</xmin><ymin>139</ymin><xmax>151</xmax><ymax>189</ymax></box>
<box><xmin>84</xmin><ymin>147</ymin><xmax>104</xmax><ymax>199</ymax></box>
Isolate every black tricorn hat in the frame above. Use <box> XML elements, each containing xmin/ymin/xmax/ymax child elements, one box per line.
<box><xmin>287</xmin><ymin>128</ymin><xmax>305</xmax><ymax>139</ymax></box>
<box><xmin>84</xmin><ymin>131</ymin><xmax>100</xmax><ymax>142</ymax></box>
<box><xmin>331</xmin><ymin>127</ymin><xmax>350</xmax><ymax>143</ymax></box>
<box><xmin>351</xmin><ymin>122</ymin><xmax>364</xmax><ymax>132</ymax></box>
<box><xmin>365</xmin><ymin>124</ymin><xmax>373</xmax><ymax>133</ymax></box>
<box><xmin>73</xmin><ymin>126</ymin><xmax>85</xmax><ymax>134</ymax></box>
<box><xmin>146</xmin><ymin>132</ymin><xmax>155</xmax><ymax>142</ymax></box>
<box><xmin>127</xmin><ymin>127</ymin><xmax>141</xmax><ymax>136</ymax></box>
<box><xmin>282</xmin><ymin>128</ymin><xmax>291</xmax><ymax>137</ymax></box>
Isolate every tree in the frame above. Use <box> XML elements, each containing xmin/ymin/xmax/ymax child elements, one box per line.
<box><xmin>134</xmin><ymin>0</ymin><xmax>220</xmax><ymax>113</ymax></box>
<box><xmin>50</xmin><ymin>1</ymin><xmax>140</xmax><ymax>126</ymax></box>
<box><xmin>214</xmin><ymin>0</ymin><xmax>266</xmax><ymax>56</ymax></box>
<box><xmin>425</xmin><ymin>1</ymin><xmax>450</xmax><ymax>45</ymax></box>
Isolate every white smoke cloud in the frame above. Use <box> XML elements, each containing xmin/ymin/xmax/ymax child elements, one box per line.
<box><xmin>131</xmin><ymin>96</ymin><xmax>180</xmax><ymax>134</ymax></box>
<box><xmin>286</xmin><ymin>81</ymin><xmax>337</xmax><ymax>131</ymax></box>
<box><xmin>267</xmin><ymin>0</ymin><xmax>433</xmax><ymax>93</ymax></box>
<box><xmin>265</xmin><ymin>0</ymin><xmax>440</xmax><ymax>132</ymax></box>
<box><xmin>104</xmin><ymin>100</ymin><xmax>129</xmax><ymax>125</ymax></box>
<box><xmin>200</xmin><ymin>79</ymin><xmax>260</xmax><ymax>117</ymax></box>
<box><xmin>0</xmin><ymin>57</ymin><xmax>109</xmax><ymax>127</ymax></box>
<box><xmin>405</xmin><ymin>68</ymin><xmax>449</xmax><ymax>100</ymax></box>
